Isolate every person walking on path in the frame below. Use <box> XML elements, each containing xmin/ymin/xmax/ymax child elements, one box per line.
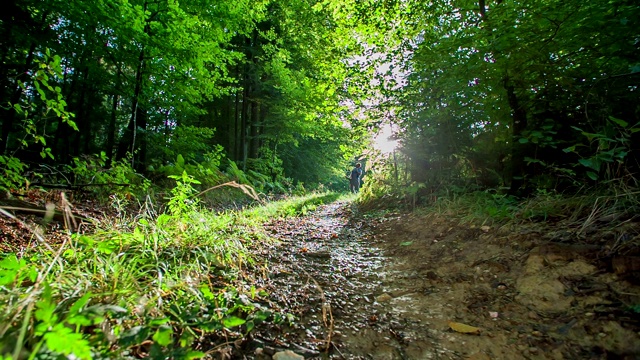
<box><xmin>350</xmin><ymin>163</ymin><xmax>363</xmax><ymax>193</ymax></box>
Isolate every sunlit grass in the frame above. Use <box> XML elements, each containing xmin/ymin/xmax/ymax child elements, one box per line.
<box><xmin>422</xmin><ymin>187</ymin><xmax>640</xmax><ymax>228</ymax></box>
<box><xmin>241</xmin><ymin>191</ymin><xmax>347</xmax><ymax>222</ymax></box>
<box><xmin>0</xmin><ymin>189</ymin><xmax>347</xmax><ymax>359</ymax></box>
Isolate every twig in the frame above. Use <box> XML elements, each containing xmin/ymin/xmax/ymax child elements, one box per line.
<box><xmin>60</xmin><ymin>192</ymin><xmax>77</xmax><ymax>231</ymax></box>
<box><xmin>300</xmin><ymin>268</ymin><xmax>334</xmax><ymax>354</ymax></box>
<box><xmin>30</xmin><ymin>182</ymin><xmax>131</xmax><ymax>189</ymax></box>
<box><xmin>193</xmin><ymin>181</ymin><xmax>263</xmax><ymax>203</ymax></box>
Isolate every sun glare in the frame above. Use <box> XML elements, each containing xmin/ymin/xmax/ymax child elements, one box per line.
<box><xmin>373</xmin><ymin>124</ymin><xmax>398</xmax><ymax>154</ymax></box>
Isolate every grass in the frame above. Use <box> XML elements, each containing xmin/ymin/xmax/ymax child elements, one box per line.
<box><xmin>0</xmin><ymin>183</ymin><xmax>348</xmax><ymax>359</ymax></box>
<box><xmin>241</xmin><ymin>191</ymin><xmax>347</xmax><ymax>221</ymax></box>
<box><xmin>418</xmin><ymin>185</ymin><xmax>640</xmax><ymax>232</ymax></box>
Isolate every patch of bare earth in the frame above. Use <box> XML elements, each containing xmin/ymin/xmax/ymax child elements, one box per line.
<box><xmin>249</xmin><ymin>203</ymin><xmax>640</xmax><ymax>360</ymax></box>
<box><xmin>362</xmin><ymin>213</ymin><xmax>640</xmax><ymax>359</ymax></box>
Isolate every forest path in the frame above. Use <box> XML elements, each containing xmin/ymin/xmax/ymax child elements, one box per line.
<box><xmin>246</xmin><ymin>199</ymin><xmax>640</xmax><ymax>360</ymax></box>
<box><xmin>249</xmin><ymin>200</ymin><xmax>460</xmax><ymax>359</ymax></box>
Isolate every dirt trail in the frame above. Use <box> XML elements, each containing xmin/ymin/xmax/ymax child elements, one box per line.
<box><xmin>249</xmin><ymin>200</ymin><xmax>640</xmax><ymax>360</ymax></box>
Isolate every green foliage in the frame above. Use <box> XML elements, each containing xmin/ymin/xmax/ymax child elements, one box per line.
<box><xmin>1</xmin><ymin>0</ymin><xmax>363</xmax><ymax>194</ymax></box>
<box><xmin>355</xmin><ymin>0</ymin><xmax>640</xmax><ymax>195</ymax></box>
<box><xmin>225</xmin><ymin>161</ymin><xmax>250</xmax><ymax>185</ymax></box>
<box><xmin>8</xmin><ymin>50</ymin><xmax>77</xmax><ymax>159</ymax></box>
<box><xmin>152</xmin><ymin>126</ymin><xmax>221</xmax><ymax>165</ymax></box>
<box><xmin>67</xmin><ymin>153</ymin><xmax>151</xmax><ymax>203</ymax></box>
<box><xmin>159</xmin><ymin>153</ymin><xmax>225</xmax><ymax>188</ymax></box>
<box><xmin>167</xmin><ymin>171</ymin><xmax>200</xmax><ymax>217</ymax></box>
<box><xmin>564</xmin><ymin>116</ymin><xmax>640</xmax><ymax>181</ymax></box>
<box><xmin>0</xmin><ymin>156</ymin><xmax>27</xmax><ymax>192</ymax></box>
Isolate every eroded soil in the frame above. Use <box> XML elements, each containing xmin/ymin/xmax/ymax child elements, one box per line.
<box><xmin>250</xmin><ymin>201</ymin><xmax>640</xmax><ymax>359</ymax></box>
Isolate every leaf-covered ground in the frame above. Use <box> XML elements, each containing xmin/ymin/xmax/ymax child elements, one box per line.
<box><xmin>245</xmin><ymin>201</ymin><xmax>640</xmax><ymax>359</ymax></box>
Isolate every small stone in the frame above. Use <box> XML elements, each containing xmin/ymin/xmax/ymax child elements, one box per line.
<box><xmin>598</xmin><ymin>332</ymin><xmax>607</xmax><ymax>338</ymax></box>
<box><xmin>529</xmin><ymin>347</ymin><xmax>539</xmax><ymax>354</ymax></box>
<box><xmin>273</xmin><ymin>350</ymin><xmax>305</xmax><ymax>360</ymax></box>
<box><xmin>585</xmin><ymin>312</ymin><xmax>594</xmax><ymax>317</ymax></box>
<box><xmin>531</xmin><ymin>330</ymin><xmax>542</xmax><ymax>337</ymax></box>
<box><xmin>376</xmin><ymin>293</ymin><xmax>393</xmax><ymax>302</ymax></box>
<box><xmin>528</xmin><ymin>311</ymin><xmax>539</xmax><ymax>320</ymax></box>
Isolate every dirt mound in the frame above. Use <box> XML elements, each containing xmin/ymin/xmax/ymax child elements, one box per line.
<box><xmin>367</xmin><ymin>212</ymin><xmax>640</xmax><ymax>359</ymax></box>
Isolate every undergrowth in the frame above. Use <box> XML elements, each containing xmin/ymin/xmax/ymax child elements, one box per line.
<box><xmin>359</xmin><ymin>163</ymin><xmax>640</xmax><ymax>233</ymax></box>
<box><xmin>0</xmin><ymin>173</ymin><xmax>343</xmax><ymax>359</ymax></box>
<box><xmin>422</xmin><ymin>185</ymin><xmax>640</xmax><ymax>231</ymax></box>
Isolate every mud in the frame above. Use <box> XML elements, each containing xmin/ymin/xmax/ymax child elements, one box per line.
<box><xmin>250</xmin><ymin>201</ymin><xmax>640</xmax><ymax>359</ymax></box>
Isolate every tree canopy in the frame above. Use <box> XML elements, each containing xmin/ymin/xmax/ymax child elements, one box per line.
<box><xmin>1</xmin><ymin>0</ymin><xmax>639</xmax><ymax>196</ymax></box>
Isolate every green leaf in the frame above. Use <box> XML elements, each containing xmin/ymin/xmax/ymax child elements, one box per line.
<box><xmin>35</xmin><ymin>285</ymin><xmax>56</xmax><ymax>326</ymax></box>
<box><xmin>245</xmin><ymin>320</ymin><xmax>255</xmax><ymax>333</ymax></box>
<box><xmin>185</xmin><ymin>351</ymin><xmax>206</xmax><ymax>359</ymax></box>
<box><xmin>44</xmin><ymin>324</ymin><xmax>92</xmax><ymax>360</ymax></box>
<box><xmin>609</xmin><ymin>116</ymin><xmax>628</xmax><ymax>128</ymax></box>
<box><xmin>199</xmin><ymin>320</ymin><xmax>223</xmax><ymax>331</ymax></box>
<box><xmin>586</xmin><ymin>171</ymin><xmax>598</xmax><ymax>180</ymax></box>
<box><xmin>152</xmin><ymin>325</ymin><xmax>173</xmax><ymax>347</ymax></box>
<box><xmin>518</xmin><ymin>137</ymin><xmax>529</xmax><ymax>144</ymax></box>
<box><xmin>68</xmin><ymin>292</ymin><xmax>92</xmax><ymax>316</ymax></box>
<box><xmin>615</xmin><ymin>150</ymin><xmax>628</xmax><ymax>159</ymax></box>
<box><xmin>0</xmin><ymin>255</ymin><xmax>22</xmax><ymax>270</ymax></box>
<box><xmin>97</xmin><ymin>239</ymin><xmax>119</xmax><ymax>254</ymax></box>
<box><xmin>251</xmin><ymin>310</ymin><xmax>271</xmax><ymax>323</ymax></box>
<box><xmin>399</xmin><ymin>241</ymin><xmax>413</xmax><ymax>246</ymax></box>
<box><xmin>12</xmin><ymin>103</ymin><xmax>23</xmax><ymax>114</ymax></box>
<box><xmin>578</xmin><ymin>158</ymin><xmax>600</xmax><ymax>171</ymax></box>
<box><xmin>149</xmin><ymin>317</ymin><xmax>170</xmax><ymax>326</ymax></box>
<box><xmin>119</xmin><ymin>326</ymin><xmax>150</xmax><ymax>347</ymax></box>
<box><xmin>222</xmin><ymin>316</ymin><xmax>246</xmax><ymax>328</ymax></box>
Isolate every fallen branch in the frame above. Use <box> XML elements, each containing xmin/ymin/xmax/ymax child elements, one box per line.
<box><xmin>29</xmin><ymin>182</ymin><xmax>131</xmax><ymax>190</ymax></box>
<box><xmin>193</xmin><ymin>181</ymin><xmax>263</xmax><ymax>203</ymax></box>
<box><xmin>0</xmin><ymin>197</ymin><xmax>89</xmax><ymax>226</ymax></box>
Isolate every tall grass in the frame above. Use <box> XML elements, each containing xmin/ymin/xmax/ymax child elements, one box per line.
<box><xmin>423</xmin><ymin>185</ymin><xmax>640</xmax><ymax>230</ymax></box>
<box><xmin>0</xmin><ymin>175</ymin><xmax>345</xmax><ymax>359</ymax></box>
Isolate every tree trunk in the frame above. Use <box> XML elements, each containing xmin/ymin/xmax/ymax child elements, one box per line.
<box><xmin>233</xmin><ymin>89</ymin><xmax>240</xmax><ymax>161</ymax></box>
<box><xmin>51</xmin><ymin>58</ymin><xmax>80</xmax><ymax>162</ymax></box>
<box><xmin>504</xmin><ymin>77</ymin><xmax>530</xmax><ymax>195</ymax></box>
<box><xmin>249</xmin><ymin>100</ymin><xmax>260</xmax><ymax>159</ymax></box>
<box><xmin>241</xmin><ymin>77</ymin><xmax>250</xmax><ymax>170</ymax></box>
<box><xmin>73</xmin><ymin>66</ymin><xmax>90</xmax><ymax>157</ymax></box>
<box><xmin>136</xmin><ymin>105</ymin><xmax>147</xmax><ymax>171</ymax></box>
<box><xmin>116</xmin><ymin>48</ymin><xmax>145</xmax><ymax>164</ymax></box>
<box><xmin>105</xmin><ymin>94</ymin><xmax>119</xmax><ymax>164</ymax></box>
